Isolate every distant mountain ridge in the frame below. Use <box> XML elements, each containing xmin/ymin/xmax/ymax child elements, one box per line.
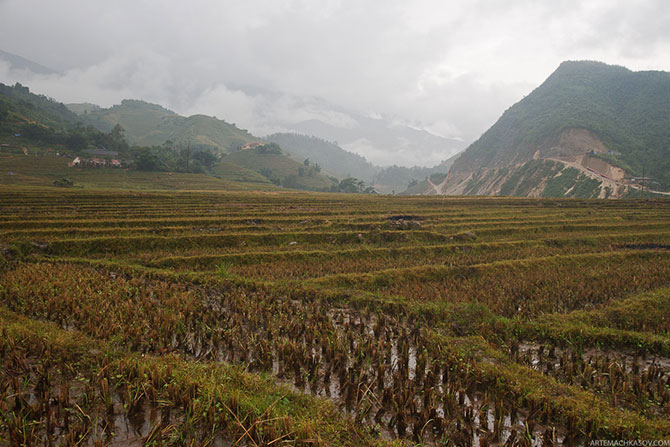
<box><xmin>265</xmin><ymin>132</ymin><xmax>463</xmax><ymax>193</ymax></box>
<box><xmin>446</xmin><ymin>61</ymin><xmax>670</xmax><ymax>198</ymax></box>
<box><xmin>0</xmin><ymin>49</ymin><xmax>60</xmax><ymax>75</ymax></box>
<box><xmin>265</xmin><ymin>133</ymin><xmax>379</xmax><ymax>182</ymax></box>
<box><xmin>288</xmin><ymin>113</ymin><xmax>465</xmax><ymax>167</ymax></box>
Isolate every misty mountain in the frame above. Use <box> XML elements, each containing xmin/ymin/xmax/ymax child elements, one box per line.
<box><xmin>395</xmin><ymin>152</ymin><xmax>462</xmax><ymax>195</ymax></box>
<box><xmin>446</xmin><ymin>61</ymin><xmax>670</xmax><ymax>198</ymax></box>
<box><xmin>70</xmin><ymin>99</ymin><xmax>259</xmax><ymax>153</ymax></box>
<box><xmin>264</xmin><ymin>133</ymin><xmax>379</xmax><ymax>182</ymax></box>
<box><xmin>287</xmin><ymin>112</ymin><xmax>465</xmax><ymax>167</ymax></box>
<box><xmin>0</xmin><ymin>49</ymin><xmax>59</xmax><ymax>75</ymax></box>
<box><xmin>373</xmin><ymin>165</ymin><xmax>445</xmax><ymax>195</ymax></box>
<box><xmin>215</xmin><ymin>82</ymin><xmax>466</xmax><ymax>167</ymax></box>
<box><xmin>264</xmin><ymin>132</ymin><xmax>463</xmax><ymax>194</ymax></box>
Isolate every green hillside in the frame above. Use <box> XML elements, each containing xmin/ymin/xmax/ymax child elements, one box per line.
<box><xmin>224</xmin><ymin>144</ymin><xmax>337</xmax><ymax>191</ymax></box>
<box><xmin>72</xmin><ymin>99</ymin><xmax>259</xmax><ymax>153</ymax></box>
<box><xmin>0</xmin><ymin>85</ymin><xmax>272</xmax><ymax>191</ymax></box>
<box><xmin>0</xmin><ymin>153</ymin><xmax>276</xmax><ymax>191</ymax></box>
<box><xmin>0</xmin><ymin>82</ymin><xmax>79</xmax><ymax>128</ymax></box>
<box><xmin>0</xmin><ymin>82</ymin><xmax>132</xmax><ymax>157</ymax></box>
<box><xmin>373</xmin><ymin>164</ymin><xmax>447</xmax><ymax>194</ymax></box>
<box><xmin>454</xmin><ymin>61</ymin><xmax>670</xmax><ymax>190</ymax></box>
<box><xmin>0</xmin><ymin>83</ymin><xmax>375</xmax><ymax>194</ymax></box>
<box><xmin>209</xmin><ymin>161</ymin><xmax>274</xmax><ymax>185</ymax></box>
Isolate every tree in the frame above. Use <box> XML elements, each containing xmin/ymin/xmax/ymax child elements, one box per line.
<box><xmin>13</xmin><ymin>82</ymin><xmax>29</xmax><ymax>93</ymax></box>
<box><xmin>192</xmin><ymin>150</ymin><xmax>217</xmax><ymax>168</ymax></box>
<box><xmin>336</xmin><ymin>178</ymin><xmax>360</xmax><ymax>193</ymax></box>
<box><xmin>303</xmin><ymin>158</ymin><xmax>310</xmax><ymax>166</ymax></box>
<box><xmin>53</xmin><ymin>177</ymin><xmax>74</xmax><ymax>187</ymax></box>
<box><xmin>66</xmin><ymin>132</ymin><xmax>88</xmax><ymax>151</ymax></box>
<box><xmin>334</xmin><ymin>177</ymin><xmax>376</xmax><ymax>194</ymax></box>
<box><xmin>110</xmin><ymin>124</ymin><xmax>125</xmax><ymax>143</ymax></box>
<box><xmin>107</xmin><ymin>124</ymin><xmax>129</xmax><ymax>151</ymax></box>
<box><xmin>180</xmin><ymin>146</ymin><xmax>192</xmax><ymax>172</ymax></box>
<box><xmin>0</xmin><ymin>100</ymin><xmax>8</xmax><ymax>122</ymax></box>
<box><xmin>259</xmin><ymin>143</ymin><xmax>282</xmax><ymax>154</ymax></box>
<box><xmin>135</xmin><ymin>151</ymin><xmax>163</xmax><ymax>171</ymax></box>
<box><xmin>21</xmin><ymin>123</ymin><xmax>57</xmax><ymax>144</ymax></box>
<box><xmin>283</xmin><ymin>174</ymin><xmax>300</xmax><ymax>188</ymax></box>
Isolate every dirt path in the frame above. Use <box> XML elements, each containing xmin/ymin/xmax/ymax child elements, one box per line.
<box><xmin>545</xmin><ymin>157</ymin><xmax>670</xmax><ymax>197</ymax></box>
<box><xmin>546</xmin><ymin>158</ymin><xmax>631</xmax><ymax>198</ymax></box>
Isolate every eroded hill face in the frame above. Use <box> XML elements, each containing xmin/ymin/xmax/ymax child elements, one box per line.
<box><xmin>447</xmin><ymin>128</ymin><xmax>642</xmax><ymax>199</ymax></box>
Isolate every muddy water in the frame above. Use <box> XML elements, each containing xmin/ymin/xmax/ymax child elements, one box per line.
<box><xmin>515</xmin><ymin>342</ymin><xmax>670</xmax><ymax>419</ymax></box>
<box><xmin>5</xmin><ymin>368</ymin><xmax>188</xmax><ymax>447</ymax></box>
<box><xmin>518</xmin><ymin>342</ymin><xmax>670</xmax><ymax>375</ymax></box>
<box><xmin>191</xmin><ymin>299</ymin><xmax>579</xmax><ymax>446</ymax></box>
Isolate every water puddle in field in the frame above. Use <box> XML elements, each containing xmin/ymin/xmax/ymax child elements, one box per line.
<box><xmin>2</xmin><ymin>365</ymin><xmax>188</xmax><ymax>447</ymax></box>
<box><xmin>86</xmin><ymin>401</ymin><xmax>160</xmax><ymax>446</ymax></box>
<box><xmin>183</xmin><ymin>293</ymin><xmax>581</xmax><ymax>446</ymax></box>
<box><xmin>21</xmin><ymin>268</ymin><xmax>589</xmax><ymax>446</ymax></box>
<box><xmin>619</xmin><ymin>243</ymin><xmax>670</xmax><ymax>251</ymax></box>
<box><xmin>516</xmin><ymin>342</ymin><xmax>670</xmax><ymax>375</ymax></box>
<box><xmin>514</xmin><ymin>342</ymin><xmax>670</xmax><ymax>419</ymax></box>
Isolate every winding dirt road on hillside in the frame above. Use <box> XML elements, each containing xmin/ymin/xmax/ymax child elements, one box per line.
<box><xmin>547</xmin><ymin>157</ymin><xmax>670</xmax><ymax>198</ymax></box>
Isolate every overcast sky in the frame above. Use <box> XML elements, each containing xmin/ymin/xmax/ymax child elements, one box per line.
<box><xmin>1</xmin><ymin>0</ymin><xmax>669</xmax><ymax>165</ymax></box>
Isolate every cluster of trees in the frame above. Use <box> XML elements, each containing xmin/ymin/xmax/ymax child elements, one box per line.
<box><xmin>257</xmin><ymin>142</ymin><xmax>282</xmax><ymax>154</ymax></box>
<box><xmin>133</xmin><ymin>141</ymin><xmax>218</xmax><ymax>173</ymax></box>
<box><xmin>331</xmin><ymin>177</ymin><xmax>376</xmax><ymax>194</ymax></box>
<box><xmin>0</xmin><ymin>99</ymin><xmax>8</xmax><ymax>122</ymax></box>
<box><xmin>258</xmin><ymin>168</ymin><xmax>281</xmax><ymax>186</ymax></box>
<box><xmin>298</xmin><ymin>158</ymin><xmax>321</xmax><ymax>177</ymax></box>
<box><xmin>2</xmin><ymin>118</ymin><xmax>130</xmax><ymax>154</ymax></box>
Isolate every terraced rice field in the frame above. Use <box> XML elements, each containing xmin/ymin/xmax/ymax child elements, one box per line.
<box><xmin>1</xmin><ymin>186</ymin><xmax>670</xmax><ymax>446</ymax></box>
